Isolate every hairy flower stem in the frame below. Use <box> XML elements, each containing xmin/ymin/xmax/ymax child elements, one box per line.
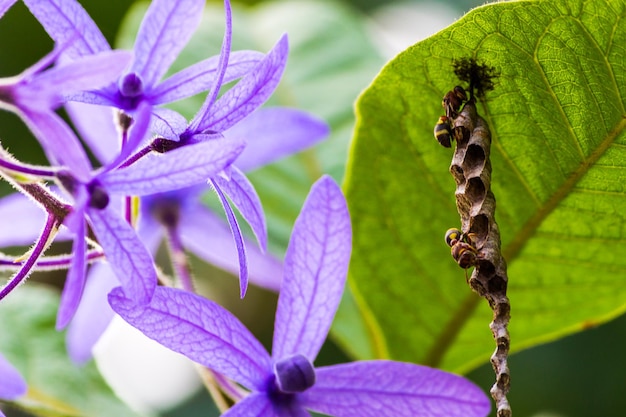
<box><xmin>0</xmin><ymin>156</ymin><xmax>58</xmax><ymax>178</ymax></box>
<box><xmin>448</xmin><ymin>98</ymin><xmax>512</xmax><ymax>417</ymax></box>
<box><xmin>0</xmin><ymin>145</ymin><xmax>58</xmax><ymax>179</ymax></box>
<box><xmin>0</xmin><ymin>249</ymin><xmax>104</xmax><ymax>271</ymax></box>
<box><xmin>0</xmin><ymin>213</ymin><xmax>61</xmax><ymax>300</ymax></box>
<box><xmin>118</xmin><ymin>144</ymin><xmax>152</xmax><ymax>169</ymax></box>
<box><xmin>163</xmin><ymin>223</ymin><xmax>244</xmax><ymax>409</ymax></box>
<box><xmin>196</xmin><ymin>365</ymin><xmax>231</xmax><ymax>413</ymax></box>
<box><xmin>164</xmin><ymin>223</ymin><xmax>195</xmax><ymax>293</ymax></box>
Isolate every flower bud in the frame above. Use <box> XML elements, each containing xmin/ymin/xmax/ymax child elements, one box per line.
<box><xmin>273</xmin><ymin>354</ymin><xmax>316</xmax><ymax>393</ymax></box>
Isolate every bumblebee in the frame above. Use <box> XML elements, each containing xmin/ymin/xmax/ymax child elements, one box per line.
<box><xmin>434</xmin><ymin>116</ymin><xmax>453</xmax><ymax>148</ymax></box>
<box><xmin>442</xmin><ymin>85</ymin><xmax>467</xmax><ymax>119</ymax></box>
<box><xmin>445</xmin><ymin>228</ymin><xmax>478</xmax><ymax>271</ymax></box>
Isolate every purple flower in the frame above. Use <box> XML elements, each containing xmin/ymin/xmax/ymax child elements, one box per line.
<box><xmin>109</xmin><ymin>176</ymin><xmax>490</xmax><ymax>417</ymax></box>
<box><xmin>0</xmin><ymin>44</ymin><xmax>131</xmax><ymax>170</ymax></box>
<box><xmin>36</xmin><ymin>99</ymin><xmax>245</xmax><ymax>329</ymax></box>
<box><xmin>23</xmin><ymin>0</ymin><xmax>262</xmax><ymax>116</ymax></box>
<box><xmin>0</xmin><ymin>352</ymin><xmax>26</xmax><ymax>413</ymax></box>
<box><xmin>148</xmin><ymin>13</ymin><xmax>291</xmax><ymax>296</ymax></box>
<box><xmin>27</xmin><ymin>0</ymin><xmax>290</xmax><ymax>297</ymax></box>
<box><xmin>63</xmin><ymin>107</ymin><xmax>328</xmax><ymax>364</ymax></box>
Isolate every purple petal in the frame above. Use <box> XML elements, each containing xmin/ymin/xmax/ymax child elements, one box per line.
<box><xmin>34</xmin><ymin>50</ymin><xmax>132</xmax><ymax>98</ymax></box>
<box><xmin>188</xmin><ymin>0</ymin><xmax>232</xmax><ymax>133</ymax></box>
<box><xmin>272</xmin><ymin>176</ymin><xmax>351</xmax><ymax>361</ymax></box>
<box><xmin>108</xmin><ymin>286</ymin><xmax>271</xmax><ymax>390</ymax></box>
<box><xmin>0</xmin><ymin>0</ymin><xmax>16</xmax><ymax>19</ymax></box>
<box><xmin>151</xmin><ymin>51</ymin><xmax>264</xmax><ymax>105</ymax></box>
<box><xmin>136</xmin><ymin>210</ymin><xmax>165</xmax><ymax>255</ymax></box>
<box><xmin>0</xmin><ymin>353</ymin><xmax>26</xmax><ymax>400</ymax></box>
<box><xmin>210</xmin><ymin>180</ymin><xmax>248</xmax><ymax>298</ymax></box>
<box><xmin>87</xmin><ymin>206</ymin><xmax>156</xmax><ymax>304</ymax></box>
<box><xmin>66</xmin><ymin>262</ymin><xmax>118</xmax><ymax>364</ymax></box>
<box><xmin>301</xmin><ymin>361</ymin><xmax>491</xmax><ymax>417</ymax></box>
<box><xmin>23</xmin><ymin>0</ymin><xmax>109</xmax><ymax>59</ymax></box>
<box><xmin>131</xmin><ymin>0</ymin><xmax>205</xmax><ymax>87</ymax></box>
<box><xmin>194</xmin><ymin>35</ymin><xmax>288</xmax><ymax>133</ymax></box>
<box><xmin>228</xmin><ymin>108</ymin><xmax>329</xmax><ymax>172</ymax></box>
<box><xmin>56</xmin><ymin>215</ymin><xmax>87</xmax><ymax>329</ymax></box>
<box><xmin>212</xmin><ymin>166</ymin><xmax>267</xmax><ymax>251</ymax></box>
<box><xmin>151</xmin><ymin>107</ymin><xmax>187</xmax><ymax>140</ymax></box>
<box><xmin>0</xmin><ymin>193</ymin><xmax>49</xmax><ymax>247</ymax></box>
<box><xmin>180</xmin><ymin>203</ymin><xmax>282</xmax><ymax>292</ymax></box>
<box><xmin>101</xmin><ymin>137</ymin><xmax>244</xmax><ymax>196</ymax></box>
<box><xmin>64</xmin><ymin>102</ymin><xmax>118</xmax><ymax>164</ymax></box>
<box><xmin>64</xmin><ymin>88</ymin><xmax>118</xmax><ymax>107</ymax></box>
<box><xmin>19</xmin><ymin>109</ymin><xmax>91</xmax><ymax>179</ymax></box>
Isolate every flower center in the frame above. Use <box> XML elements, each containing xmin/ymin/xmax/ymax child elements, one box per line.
<box><xmin>119</xmin><ymin>72</ymin><xmax>144</xmax><ymax>98</ymax></box>
<box><xmin>273</xmin><ymin>354</ymin><xmax>316</xmax><ymax>394</ymax></box>
<box><xmin>87</xmin><ymin>180</ymin><xmax>110</xmax><ymax>210</ymax></box>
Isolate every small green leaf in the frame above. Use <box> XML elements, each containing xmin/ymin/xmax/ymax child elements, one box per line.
<box><xmin>346</xmin><ymin>0</ymin><xmax>626</xmax><ymax>372</ymax></box>
<box><xmin>0</xmin><ymin>285</ymin><xmax>139</xmax><ymax>417</ymax></box>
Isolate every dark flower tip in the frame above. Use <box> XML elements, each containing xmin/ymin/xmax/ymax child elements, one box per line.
<box><xmin>119</xmin><ymin>72</ymin><xmax>144</xmax><ymax>98</ymax></box>
<box><xmin>56</xmin><ymin>170</ymin><xmax>77</xmax><ymax>196</ymax></box>
<box><xmin>116</xmin><ymin>110</ymin><xmax>134</xmax><ymax>132</ymax></box>
<box><xmin>87</xmin><ymin>180</ymin><xmax>110</xmax><ymax>210</ymax></box>
<box><xmin>273</xmin><ymin>354</ymin><xmax>316</xmax><ymax>393</ymax></box>
<box><xmin>150</xmin><ymin>137</ymin><xmax>181</xmax><ymax>153</ymax></box>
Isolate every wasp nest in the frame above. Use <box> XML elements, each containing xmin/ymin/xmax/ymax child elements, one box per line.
<box><xmin>437</xmin><ymin>58</ymin><xmax>512</xmax><ymax>417</ymax></box>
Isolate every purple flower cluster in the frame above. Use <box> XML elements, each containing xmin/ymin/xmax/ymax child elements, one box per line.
<box><xmin>0</xmin><ymin>1</ymin><xmax>490</xmax><ymax>416</ymax></box>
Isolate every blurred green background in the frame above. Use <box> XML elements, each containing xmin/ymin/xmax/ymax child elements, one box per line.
<box><xmin>1</xmin><ymin>1</ymin><xmax>625</xmax><ymax>417</ymax></box>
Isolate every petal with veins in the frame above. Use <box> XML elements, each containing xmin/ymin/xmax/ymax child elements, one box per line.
<box><xmin>19</xmin><ymin>109</ymin><xmax>91</xmax><ymax>179</ymax></box>
<box><xmin>301</xmin><ymin>361</ymin><xmax>491</xmax><ymax>417</ymax></box>
<box><xmin>272</xmin><ymin>175</ymin><xmax>351</xmax><ymax>361</ymax></box>
<box><xmin>212</xmin><ymin>166</ymin><xmax>267</xmax><ymax>251</ymax></box>
<box><xmin>87</xmin><ymin>206</ymin><xmax>156</xmax><ymax>304</ymax></box>
<box><xmin>22</xmin><ymin>0</ymin><xmax>109</xmax><ymax>59</ymax></box>
<box><xmin>131</xmin><ymin>0</ymin><xmax>205</xmax><ymax>87</ymax></box>
<box><xmin>33</xmin><ymin>50</ymin><xmax>132</xmax><ymax>99</ymax></box>
<box><xmin>108</xmin><ymin>286</ymin><xmax>271</xmax><ymax>391</ymax></box>
<box><xmin>102</xmin><ymin>137</ymin><xmax>244</xmax><ymax>196</ymax></box>
<box><xmin>151</xmin><ymin>108</ymin><xmax>187</xmax><ymax>141</ymax></box>
<box><xmin>151</xmin><ymin>50</ymin><xmax>264</xmax><ymax>105</ymax></box>
<box><xmin>56</xmin><ymin>215</ymin><xmax>87</xmax><ymax>329</ymax></box>
<box><xmin>210</xmin><ymin>180</ymin><xmax>248</xmax><ymax>298</ymax></box>
<box><xmin>195</xmin><ymin>35</ymin><xmax>289</xmax><ymax>133</ymax></box>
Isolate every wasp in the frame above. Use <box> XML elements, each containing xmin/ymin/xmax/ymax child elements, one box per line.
<box><xmin>434</xmin><ymin>115</ymin><xmax>453</xmax><ymax>148</ymax></box>
<box><xmin>434</xmin><ymin>86</ymin><xmax>467</xmax><ymax>148</ymax></box>
<box><xmin>445</xmin><ymin>228</ymin><xmax>478</xmax><ymax>280</ymax></box>
<box><xmin>442</xmin><ymin>85</ymin><xmax>467</xmax><ymax>119</ymax></box>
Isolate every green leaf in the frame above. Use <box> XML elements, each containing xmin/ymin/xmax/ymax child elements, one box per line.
<box><xmin>346</xmin><ymin>0</ymin><xmax>626</xmax><ymax>372</ymax></box>
<box><xmin>117</xmin><ymin>0</ymin><xmax>384</xmax><ymax>359</ymax></box>
<box><xmin>0</xmin><ymin>285</ymin><xmax>139</xmax><ymax>417</ymax></box>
